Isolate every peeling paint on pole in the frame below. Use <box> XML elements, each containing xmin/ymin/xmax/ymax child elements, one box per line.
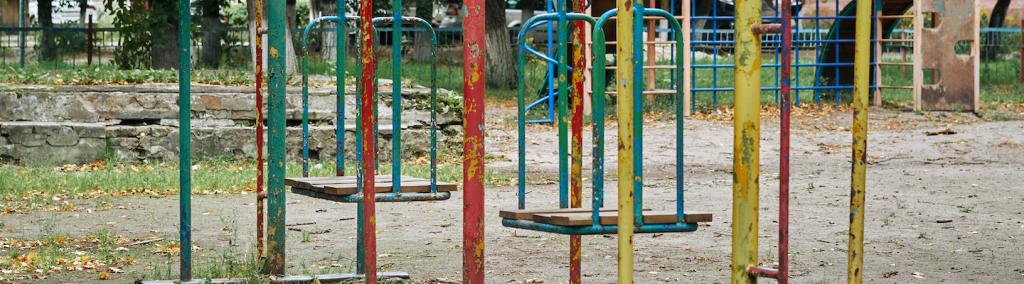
<box><xmin>359</xmin><ymin>0</ymin><xmax>378</xmax><ymax>282</ymax></box>
<box><xmin>266</xmin><ymin>0</ymin><xmax>288</xmax><ymax>275</ymax></box>
<box><xmin>569</xmin><ymin>0</ymin><xmax>586</xmax><ymax>282</ymax></box>
<box><xmin>462</xmin><ymin>0</ymin><xmax>485</xmax><ymax>282</ymax></box>
<box><xmin>848</xmin><ymin>0</ymin><xmax>872</xmax><ymax>282</ymax></box>
<box><xmin>253</xmin><ymin>0</ymin><xmax>266</xmax><ymax>262</ymax></box>
<box><xmin>731</xmin><ymin>0</ymin><xmax>761</xmax><ymax>282</ymax></box>
<box><xmin>615</xmin><ymin>0</ymin><xmax>636</xmax><ymax>282</ymax></box>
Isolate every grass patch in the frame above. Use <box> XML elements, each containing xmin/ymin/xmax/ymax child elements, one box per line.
<box><xmin>7</xmin><ymin>57</ymin><xmax>1024</xmax><ymax>117</ymax></box>
<box><xmin>0</xmin><ymin>158</ymin><xmax>513</xmax><ymax>214</ymax></box>
<box><xmin>0</xmin><ymin>232</ymin><xmax>146</xmax><ymax>282</ymax></box>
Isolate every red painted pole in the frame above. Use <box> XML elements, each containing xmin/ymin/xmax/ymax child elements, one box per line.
<box><xmin>779</xmin><ymin>0</ymin><xmax>792</xmax><ymax>282</ymax></box>
<box><xmin>569</xmin><ymin>0</ymin><xmax>587</xmax><ymax>282</ymax></box>
<box><xmin>359</xmin><ymin>0</ymin><xmax>377</xmax><ymax>282</ymax></box>
<box><xmin>253</xmin><ymin>0</ymin><xmax>266</xmax><ymax>261</ymax></box>
<box><xmin>462</xmin><ymin>0</ymin><xmax>486</xmax><ymax>282</ymax></box>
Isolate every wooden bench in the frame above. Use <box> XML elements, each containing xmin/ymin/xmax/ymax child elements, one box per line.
<box><xmin>285</xmin><ymin>175</ymin><xmax>457</xmax><ymax>196</ymax></box>
<box><xmin>500</xmin><ymin>208</ymin><xmax>712</xmax><ymax>227</ymax></box>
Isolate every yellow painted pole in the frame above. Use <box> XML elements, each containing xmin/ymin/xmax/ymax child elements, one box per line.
<box><xmin>731</xmin><ymin>0</ymin><xmax>761</xmax><ymax>282</ymax></box>
<box><xmin>616</xmin><ymin>0</ymin><xmax>637</xmax><ymax>282</ymax></box>
<box><xmin>848</xmin><ymin>0</ymin><xmax>872</xmax><ymax>283</ymax></box>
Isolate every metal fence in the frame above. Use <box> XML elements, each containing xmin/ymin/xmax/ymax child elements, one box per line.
<box><xmin>0</xmin><ymin>13</ymin><xmax>1020</xmax><ymax>109</ymax></box>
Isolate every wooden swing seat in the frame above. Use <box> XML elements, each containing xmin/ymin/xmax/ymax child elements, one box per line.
<box><xmin>500</xmin><ymin>208</ymin><xmax>712</xmax><ymax>227</ymax></box>
<box><xmin>285</xmin><ymin>175</ymin><xmax>457</xmax><ymax>196</ymax></box>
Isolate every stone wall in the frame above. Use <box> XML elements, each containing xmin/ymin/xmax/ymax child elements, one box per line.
<box><xmin>0</xmin><ymin>84</ymin><xmax>463</xmax><ymax>166</ymax></box>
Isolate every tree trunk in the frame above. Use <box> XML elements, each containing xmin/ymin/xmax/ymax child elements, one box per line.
<box><xmin>199</xmin><ymin>0</ymin><xmax>225</xmax><ymax>68</ymax></box>
<box><xmin>411</xmin><ymin>0</ymin><xmax>432</xmax><ymax>62</ymax></box>
<box><xmin>151</xmin><ymin>0</ymin><xmax>180</xmax><ymax>69</ymax></box>
<box><xmin>484</xmin><ymin>0</ymin><xmax>517</xmax><ymax>88</ymax></box>
<box><xmin>248</xmin><ymin>0</ymin><xmax>297</xmax><ymax>73</ymax></box>
<box><xmin>318</xmin><ymin>0</ymin><xmax>338</xmax><ymax>60</ymax></box>
<box><xmin>983</xmin><ymin>0</ymin><xmax>1012</xmax><ymax>60</ymax></box>
<box><xmin>79</xmin><ymin>0</ymin><xmax>87</xmax><ymax>26</ymax></box>
<box><xmin>38</xmin><ymin>0</ymin><xmax>59</xmax><ymax>62</ymax></box>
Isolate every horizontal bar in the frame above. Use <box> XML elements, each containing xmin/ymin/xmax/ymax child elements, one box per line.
<box><xmin>608</xmin><ymin>16</ymin><xmax>686</xmax><ymax>20</ymax></box>
<box><xmin>597</xmin><ymin>89</ymin><xmax>678</xmax><ymax>95</ymax></box>
<box><xmin>748</xmin><ymin>266</ymin><xmax>780</xmax><ymax>279</ymax></box>
<box><xmin>878</xmin><ymin>62</ymin><xmax>913</xmax><ymax>66</ymax></box>
<box><xmin>877</xmin><ymin>85</ymin><xmax>913</xmax><ymax>90</ymax></box>
<box><xmin>501</xmin><ymin>219</ymin><xmax>699</xmax><ymax>235</ymax></box>
<box><xmin>692</xmin><ymin>62</ymin><xmax>861</xmax><ymax>68</ymax></box>
<box><xmin>290</xmin><ymin>188</ymin><xmax>452</xmax><ymax>203</ymax></box>
<box><xmin>142</xmin><ymin>272</ymin><xmax>411</xmax><ymax>284</ymax></box>
<box><xmin>878</xmin><ymin>39</ymin><xmax>913</xmax><ymax>43</ymax></box>
<box><xmin>600</xmin><ymin>40</ymin><xmax>679</xmax><ymax>45</ymax></box>
<box><xmin>691</xmin><ymin>85</ymin><xmax>875</xmax><ymax>92</ymax></box>
<box><xmin>606</xmin><ymin>64</ymin><xmax>679</xmax><ymax>70</ymax></box>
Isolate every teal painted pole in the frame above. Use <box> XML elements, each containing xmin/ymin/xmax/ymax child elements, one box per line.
<box><xmin>176</xmin><ymin>0</ymin><xmax>192</xmax><ymax>280</ymax></box>
<box><xmin>391</xmin><ymin>0</ymin><xmax>402</xmax><ymax>192</ymax></box>
<box><xmin>18</xmin><ymin>0</ymin><xmax>25</xmax><ymax>67</ymax></box>
<box><xmin>351</xmin><ymin>16</ymin><xmax>366</xmax><ymax>275</ymax></box>
<box><xmin>556</xmin><ymin>0</ymin><xmax>569</xmax><ymax>209</ymax></box>
<box><xmin>266</xmin><ymin>0</ymin><xmax>288</xmax><ymax>275</ymax></box>
<box><xmin>337</xmin><ymin>0</ymin><xmax>347</xmax><ymax>176</ymax></box>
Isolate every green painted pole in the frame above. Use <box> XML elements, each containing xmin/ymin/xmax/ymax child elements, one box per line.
<box><xmin>556</xmin><ymin>0</ymin><xmax>569</xmax><ymax>209</ymax></box>
<box><xmin>337</xmin><ymin>0</ymin><xmax>347</xmax><ymax>176</ymax></box>
<box><xmin>391</xmin><ymin>0</ymin><xmax>403</xmax><ymax>193</ymax></box>
<box><xmin>176</xmin><ymin>0</ymin><xmax>192</xmax><ymax>280</ymax></box>
<box><xmin>18</xmin><ymin>0</ymin><xmax>25</xmax><ymax>67</ymax></box>
<box><xmin>266</xmin><ymin>0</ymin><xmax>288</xmax><ymax>275</ymax></box>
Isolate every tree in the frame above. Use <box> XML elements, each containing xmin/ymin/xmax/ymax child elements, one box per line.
<box><xmin>247</xmin><ymin>0</ymin><xmax>297</xmax><ymax>74</ymax></box>
<box><xmin>484</xmin><ymin>0</ymin><xmax>516</xmax><ymax>88</ymax></box>
<box><xmin>411</xmin><ymin>0</ymin><xmax>433</xmax><ymax>62</ymax></box>
<box><xmin>150</xmin><ymin>0</ymin><xmax>180</xmax><ymax>69</ymax></box>
<box><xmin>984</xmin><ymin>0</ymin><xmax>1013</xmax><ymax>60</ymax></box>
<box><xmin>199</xmin><ymin>0</ymin><xmax>228</xmax><ymax>68</ymax></box>
<box><xmin>38</xmin><ymin>0</ymin><xmax>59</xmax><ymax>62</ymax></box>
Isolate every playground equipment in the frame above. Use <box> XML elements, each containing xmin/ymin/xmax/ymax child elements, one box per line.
<box><xmin>162</xmin><ymin>0</ymin><xmax>487</xmax><ymax>281</ymax></box>
<box><xmin>500</xmin><ymin>1</ymin><xmax>712</xmax><ymax>282</ymax></box>
<box><xmin>848</xmin><ymin>0</ymin><xmax>872</xmax><ymax>282</ymax></box>
<box><xmin>729</xmin><ymin>0</ymin><xmax>791</xmax><ymax>282</ymax></box>
<box><xmin>276</xmin><ymin>9</ymin><xmax>456</xmax><ymax>284</ymax></box>
<box><xmin>253</xmin><ymin>0</ymin><xmax>266</xmax><ymax>261</ymax></box>
<box><xmin>728</xmin><ymin>0</ymin><xmax>870</xmax><ymax>282</ymax></box>
<box><xmin>521</xmin><ymin>0</ymin><xmax>562</xmax><ymax>124</ymax></box>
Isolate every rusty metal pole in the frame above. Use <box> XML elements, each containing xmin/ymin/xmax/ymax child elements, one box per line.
<box><xmin>462</xmin><ymin>0</ymin><xmax>486</xmax><ymax>282</ymax></box>
<box><xmin>253</xmin><ymin>0</ymin><xmax>266</xmax><ymax>262</ymax></box>
<box><xmin>358</xmin><ymin>0</ymin><xmax>378</xmax><ymax>281</ymax></box>
<box><xmin>569</xmin><ymin>0</ymin><xmax>586</xmax><ymax>282</ymax></box>
<box><xmin>778</xmin><ymin>0</ymin><xmax>792</xmax><ymax>281</ymax></box>
<box><xmin>848</xmin><ymin>0</ymin><xmax>873</xmax><ymax>282</ymax></box>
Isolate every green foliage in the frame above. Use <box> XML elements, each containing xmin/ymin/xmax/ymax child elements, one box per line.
<box><xmin>0</xmin><ymin>64</ymin><xmax>252</xmax><ymax>85</ymax></box>
<box><xmin>53</xmin><ymin>25</ymin><xmax>89</xmax><ymax>54</ymax></box>
<box><xmin>104</xmin><ymin>0</ymin><xmax>179</xmax><ymax>69</ymax></box>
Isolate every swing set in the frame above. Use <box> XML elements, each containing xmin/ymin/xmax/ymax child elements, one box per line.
<box><xmin>150</xmin><ymin>0</ymin><xmax>873</xmax><ymax>282</ymax></box>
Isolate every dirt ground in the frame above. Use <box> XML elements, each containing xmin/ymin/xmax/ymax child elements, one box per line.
<box><xmin>3</xmin><ymin>105</ymin><xmax>1024</xmax><ymax>283</ymax></box>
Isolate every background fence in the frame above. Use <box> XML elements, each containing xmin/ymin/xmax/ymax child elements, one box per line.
<box><xmin>1</xmin><ymin>10</ymin><xmax>1018</xmax><ymax>111</ymax></box>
